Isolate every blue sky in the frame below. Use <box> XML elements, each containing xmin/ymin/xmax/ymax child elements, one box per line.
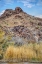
<box><xmin>0</xmin><ymin>0</ymin><xmax>42</xmax><ymax>18</ymax></box>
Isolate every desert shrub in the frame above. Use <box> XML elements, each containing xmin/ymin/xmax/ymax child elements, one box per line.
<box><xmin>0</xmin><ymin>30</ymin><xmax>5</xmax><ymax>37</ymax></box>
<box><xmin>7</xmin><ymin>35</ymin><xmax>12</xmax><ymax>41</ymax></box>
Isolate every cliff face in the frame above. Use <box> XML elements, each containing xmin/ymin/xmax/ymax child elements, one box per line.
<box><xmin>0</xmin><ymin>7</ymin><xmax>42</xmax><ymax>43</ymax></box>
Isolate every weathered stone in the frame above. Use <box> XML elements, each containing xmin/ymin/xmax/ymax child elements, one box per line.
<box><xmin>15</xmin><ymin>7</ymin><xmax>23</xmax><ymax>13</ymax></box>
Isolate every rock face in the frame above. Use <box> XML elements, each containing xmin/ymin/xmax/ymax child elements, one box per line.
<box><xmin>15</xmin><ymin>7</ymin><xmax>23</xmax><ymax>13</ymax></box>
<box><xmin>12</xmin><ymin>25</ymin><xmax>42</xmax><ymax>43</ymax></box>
<box><xmin>0</xmin><ymin>7</ymin><xmax>42</xmax><ymax>43</ymax></box>
<box><xmin>12</xmin><ymin>26</ymin><xmax>36</xmax><ymax>42</ymax></box>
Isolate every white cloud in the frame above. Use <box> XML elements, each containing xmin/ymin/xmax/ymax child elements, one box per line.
<box><xmin>35</xmin><ymin>15</ymin><xmax>42</xmax><ymax>18</ymax></box>
<box><xmin>0</xmin><ymin>10</ymin><xmax>5</xmax><ymax>16</ymax></box>
<box><xmin>18</xmin><ymin>0</ymin><xmax>42</xmax><ymax>8</ymax></box>
<box><xmin>24</xmin><ymin>2</ymin><xmax>35</xmax><ymax>8</ymax></box>
<box><xmin>18</xmin><ymin>0</ymin><xmax>35</xmax><ymax>8</ymax></box>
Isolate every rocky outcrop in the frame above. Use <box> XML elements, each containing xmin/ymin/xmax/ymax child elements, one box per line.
<box><xmin>12</xmin><ymin>26</ymin><xmax>36</xmax><ymax>42</ymax></box>
<box><xmin>15</xmin><ymin>7</ymin><xmax>23</xmax><ymax>13</ymax></box>
<box><xmin>0</xmin><ymin>9</ymin><xmax>14</xmax><ymax>19</ymax></box>
<box><xmin>0</xmin><ymin>7</ymin><xmax>23</xmax><ymax>19</ymax></box>
<box><xmin>11</xmin><ymin>25</ymin><xmax>42</xmax><ymax>43</ymax></box>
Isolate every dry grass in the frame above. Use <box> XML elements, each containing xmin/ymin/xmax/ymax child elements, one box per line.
<box><xmin>4</xmin><ymin>43</ymin><xmax>42</xmax><ymax>61</ymax></box>
<box><xmin>0</xmin><ymin>30</ymin><xmax>5</xmax><ymax>43</ymax></box>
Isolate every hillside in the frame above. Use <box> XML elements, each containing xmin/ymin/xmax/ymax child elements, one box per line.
<box><xmin>0</xmin><ymin>7</ymin><xmax>42</xmax><ymax>43</ymax></box>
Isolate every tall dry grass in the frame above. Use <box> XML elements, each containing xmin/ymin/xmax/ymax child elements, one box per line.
<box><xmin>0</xmin><ymin>30</ymin><xmax>5</xmax><ymax>43</ymax></box>
<box><xmin>4</xmin><ymin>43</ymin><xmax>42</xmax><ymax>61</ymax></box>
